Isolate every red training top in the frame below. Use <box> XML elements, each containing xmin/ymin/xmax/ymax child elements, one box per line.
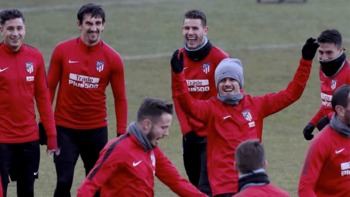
<box><xmin>171</xmin><ymin>47</ymin><xmax>228</xmax><ymax>136</ymax></box>
<box><xmin>309</xmin><ymin>61</ymin><xmax>350</xmax><ymax>125</ymax></box>
<box><xmin>77</xmin><ymin>134</ymin><xmax>206</xmax><ymax>197</ymax></box>
<box><xmin>299</xmin><ymin>125</ymin><xmax>350</xmax><ymax>197</ymax></box>
<box><xmin>0</xmin><ymin>43</ymin><xmax>57</xmax><ymax>147</ymax></box>
<box><xmin>48</xmin><ymin>38</ymin><xmax>127</xmax><ymax>134</ymax></box>
<box><xmin>233</xmin><ymin>184</ymin><xmax>289</xmax><ymax>197</ymax></box>
<box><xmin>173</xmin><ymin>58</ymin><xmax>312</xmax><ymax>195</ymax></box>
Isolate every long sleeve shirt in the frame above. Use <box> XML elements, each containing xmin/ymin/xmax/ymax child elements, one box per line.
<box><xmin>298</xmin><ymin>126</ymin><xmax>350</xmax><ymax>197</ymax></box>
<box><xmin>77</xmin><ymin>134</ymin><xmax>206</xmax><ymax>197</ymax></box>
<box><xmin>48</xmin><ymin>38</ymin><xmax>127</xmax><ymax>134</ymax></box>
<box><xmin>171</xmin><ymin>46</ymin><xmax>228</xmax><ymax>136</ymax></box>
<box><xmin>309</xmin><ymin>61</ymin><xmax>350</xmax><ymax>125</ymax></box>
<box><xmin>173</xmin><ymin>58</ymin><xmax>312</xmax><ymax>195</ymax></box>
<box><xmin>0</xmin><ymin>43</ymin><xmax>56</xmax><ymax>145</ymax></box>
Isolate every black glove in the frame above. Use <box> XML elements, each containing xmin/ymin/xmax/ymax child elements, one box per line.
<box><xmin>303</xmin><ymin>123</ymin><xmax>315</xmax><ymax>140</ymax></box>
<box><xmin>302</xmin><ymin>37</ymin><xmax>319</xmax><ymax>60</ymax></box>
<box><xmin>170</xmin><ymin>49</ymin><xmax>184</xmax><ymax>73</ymax></box>
<box><xmin>38</xmin><ymin>122</ymin><xmax>47</xmax><ymax>145</ymax></box>
<box><xmin>316</xmin><ymin>116</ymin><xmax>330</xmax><ymax>131</ymax></box>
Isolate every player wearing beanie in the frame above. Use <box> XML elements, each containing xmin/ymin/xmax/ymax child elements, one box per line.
<box><xmin>171</xmin><ymin>38</ymin><xmax>318</xmax><ymax>196</ymax></box>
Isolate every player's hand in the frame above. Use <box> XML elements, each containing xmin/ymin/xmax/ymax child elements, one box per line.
<box><xmin>170</xmin><ymin>49</ymin><xmax>184</xmax><ymax>73</ymax></box>
<box><xmin>303</xmin><ymin>123</ymin><xmax>315</xmax><ymax>140</ymax></box>
<box><xmin>47</xmin><ymin>148</ymin><xmax>60</xmax><ymax>156</ymax></box>
<box><xmin>47</xmin><ymin>136</ymin><xmax>58</xmax><ymax>153</ymax></box>
<box><xmin>302</xmin><ymin>37</ymin><xmax>319</xmax><ymax>60</ymax></box>
<box><xmin>316</xmin><ymin>116</ymin><xmax>330</xmax><ymax>131</ymax></box>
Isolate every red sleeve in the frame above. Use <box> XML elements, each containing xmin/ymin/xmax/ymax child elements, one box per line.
<box><xmin>309</xmin><ymin>105</ymin><xmax>327</xmax><ymax>125</ymax></box>
<box><xmin>110</xmin><ymin>55</ymin><xmax>127</xmax><ymax>135</ymax></box>
<box><xmin>256</xmin><ymin>58</ymin><xmax>312</xmax><ymax>117</ymax></box>
<box><xmin>171</xmin><ymin>72</ymin><xmax>192</xmax><ymax>133</ymax></box>
<box><xmin>47</xmin><ymin>45</ymin><xmax>63</xmax><ymax>103</ymax></box>
<box><xmin>77</xmin><ymin>148</ymin><xmax>121</xmax><ymax>197</ymax></box>
<box><xmin>34</xmin><ymin>52</ymin><xmax>57</xmax><ymax>149</ymax></box>
<box><xmin>172</xmin><ymin>72</ymin><xmax>211</xmax><ymax>127</ymax></box>
<box><xmin>298</xmin><ymin>136</ymin><xmax>327</xmax><ymax>197</ymax></box>
<box><xmin>154</xmin><ymin>148</ymin><xmax>206</xmax><ymax>197</ymax></box>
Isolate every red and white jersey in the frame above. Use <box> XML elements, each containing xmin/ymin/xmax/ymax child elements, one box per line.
<box><xmin>77</xmin><ymin>134</ymin><xmax>206</xmax><ymax>197</ymax></box>
<box><xmin>0</xmin><ymin>43</ymin><xmax>56</xmax><ymax>143</ymax></box>
<box><xmin>233</xmin><ymin>184</ymin><xmax>289</xmax><ymax>197</ymax></box>
<box><xmin>310</xmin><ymin>61</ymin><xmax>350</xmax><ymax>125</ymax></box>
<box><xmin>48</xmin><ymin>38</ymin><xmax>127</xmax><ymax>134</ymax></box>
<box><xmin>171</xmin><ymin>46</ymin><xmax>228</xmax><ymax>136</ymax></box>
<box><xmin>173</xmin><ymin>58</ymin><xmax>312</xmax><ymax>195</ymax></box>
<box><xmin>299</xmin><ymin>125</ymin><xmax>350</xmax><ymax>197</ymax></box>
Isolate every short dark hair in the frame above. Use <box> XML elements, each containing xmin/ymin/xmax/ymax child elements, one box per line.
<box><xmin>317</xmin><ymin>29</ymin><xmax>342</xmax><ymax>48</ymax></box>
<box><xmin>235</xmin><ymin>140</ymin><xmax>265</xmax><ymax>174</ymax></box>
<box><xmin>0</xmin><ymin>9</ymin><xmax>24</xmax><ymax>25</ymax></box>
<box><xmin>184</xmin><ymin>9</ymin><xmax>207</xmax><ymax>26</ymax></box>
<box><xmin>137</xmin><ymin>98</ymin><xmax>173</xmax><ymax>122</ymax></box>
<box><xmin>331</xmin><ymin>85</ymin><xmax>350</xmax><ymax>111</ymax></box>
<box><xmin>77</xmin><ymin>3</ymin><xmax>105</xmax><ymax>25</ymax></box>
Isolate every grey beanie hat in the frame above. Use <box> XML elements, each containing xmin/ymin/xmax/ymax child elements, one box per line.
<box><xmin>215</xmin><ymin>58</ymin><xmax>244</xmax><ymax>88</ymax></box>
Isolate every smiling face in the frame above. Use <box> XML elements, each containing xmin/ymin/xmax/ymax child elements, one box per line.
<box><xmin>218</xmin><ymin>77</ymin><xmax>241</xmax><ymax>97</ymax></box>
<box><xmin>182</xmin><ymin>18</ymin><xmax>208</xmax><ymax>49</ymax></box>
<box><xmin>0</xmin><ymin>17</ymin><xmax>25</xmax><ymax>52</ymax></box>
<box><xmin>318</xmin><ymin>42</ymin><xmax>343</xmax><ymax>62</ymax></box>
<box><xmin>146</xmin><ymin>113</ymin><xmax>173</xmax><ymax>146</ymax></box>
<box><xmin>78</xmin><ymin>14</ymin><xmax>104</xmax><ymax>46</ymax></box>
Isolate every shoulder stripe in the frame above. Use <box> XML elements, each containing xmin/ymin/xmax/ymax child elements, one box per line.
<box><xmin>87</xmin><ymin>134</ymin><xmax>129</xmax><ymax>180</ymax></box>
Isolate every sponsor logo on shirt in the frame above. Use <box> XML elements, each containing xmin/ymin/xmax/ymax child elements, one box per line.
<box><xmin>96</xmin><ymin>60</ymin><xmax>104</xmax><ymax>72</ymax></box>
<box><xmin>320</xmin><ymin>93</ymin><xmax>332</xmax><ymax>107</ymax></box>
<box><xmin>132</xmin><ymin>160</ymin><xmax>142</xmax><ymax>167</ymax></box>
<box><xmin>331</xmin><ymin>79</ymin><xmax>337</xmax><ymax>90</ymax></box>
<box><xmin>341</xmin><ymin>161</ymin><xmax>350</xmax><ymax>176</ymax></box>
<box><xmin>242</xmin><ymin>109</ymin><xmax>255</xmax><ymax>128</ymax></box>
<box><xmin>0</xmin><ymin>67</ymin><xmax>8</xmax><ymax>72</ymax></box>
<box><xmin>68</xmin><ymin>59</ymin><xmax>79</xmax><ymax>64</ymax></box>
<box><xmin>223</xmin><ymin>115</ymin><xmax>232</xmax><ymax>120</ymax></box>
<box><xmin>68</xmin><ymin>73</ymin><xmax>100</xmax><ymax>89</ymax></box>
<box><xmin>26</xmin><ymin>76</ymin><xmax>34</xmax><ymax>81</ymax></box>
<box><xmin>25</xmin><ymin>62</ymin><xmax>34</xmax><ymax>74</ymax></box>
<box><xmin>186</xmin><ymin>79</ymin><xmax>210</xmax><ymax>92</ymax></box>
<box><xmin>202</xmin><ymin>63</ymin><xmax>210</xmax><ymax>74</ymax></box>
<box><xmin>335</xmin><ymin>148</ymin><xmax>345</xmax><ymax>154</ymax></box>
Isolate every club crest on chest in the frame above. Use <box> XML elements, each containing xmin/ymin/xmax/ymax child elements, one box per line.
<box><xmin>202</xmin><ymin>63</ymin><xmax>210</xmax><ymax>74</ymax></box>
<box><xmin>242</xmin><ymin>109</ymin><xmax>255</xmax><ymax>128</ymax></box>
<box><xmin>96</xmin><ymin>60</ymin><xmax>104</xmax><ymax>72</ymax></box>
<box><xmin>25</xmin><ymin>62</ymin><xmax>34</xmax><ymax>74</ymax></box>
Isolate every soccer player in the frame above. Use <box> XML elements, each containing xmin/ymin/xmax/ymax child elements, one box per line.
<box><xmin>233</xmin><ymin>140</ymin><xmax>289</xmax><ymax>197</ymax></box>
<box><xmin>171</xmin><ymin>9</ymin><xmax>228</xmax><ymax>195</ymax></box>
<box><xmin>171</xmin><ymin>38</ymin><xmax>318</xmax><ymax>196</ymax></box>
<box><xmin>0</xmin><ymin>9</ymin><xmax>58</xmax><ymax>197</ymax></box>
<box><xmin>299</xmin><ymin>84</ymin><xmax>350</xmax><ymax>196</ymax></box>
<box><xmin>303</xmin><ymin>29</ymin><xmax>350</xmax><ymax>140</ymax></box>
<box><xmin>77</xmin><ymin>98</ymin><xmax>206</xmax><ymax>197</ymax></box>
<box><xmin>47</xmin><ymin>3</ymin><xmax>127</xmax><ymax>196</ymax></box>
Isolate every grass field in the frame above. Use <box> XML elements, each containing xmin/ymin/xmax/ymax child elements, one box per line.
<box><xmin>2</xmin><ymin>0</ymin><xmax>350</xmax><ymax>196</ymax></box>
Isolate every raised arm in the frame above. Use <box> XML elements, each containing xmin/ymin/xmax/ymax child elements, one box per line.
<box><xmin>257</xmin><ymin>38</ymin><xmax>318</xmax><ymax>118</ymax></box>
<box><xmin>171</xmin><ymin>50</ymin><xmax>211</xmax><ymax>126</ymax></box>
